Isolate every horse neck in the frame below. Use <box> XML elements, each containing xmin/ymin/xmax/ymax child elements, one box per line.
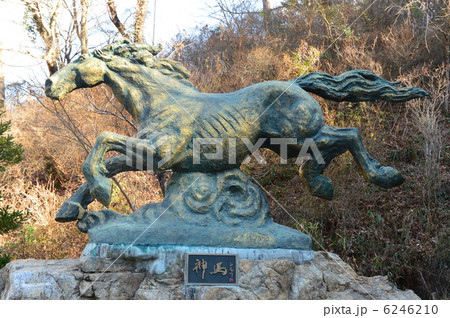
<box><xmin>104</xmin><ymin>68</ymin><xmax>186</xmax><ymax>124</ymax></box>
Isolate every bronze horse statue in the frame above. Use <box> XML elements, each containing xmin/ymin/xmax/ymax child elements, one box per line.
<box><xmin>45</xmin><ymin>39</ymin><xmax>428</xmax><ymax>222</ymax></box>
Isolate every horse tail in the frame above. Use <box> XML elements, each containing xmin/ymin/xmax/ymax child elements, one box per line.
<box><xmin>295</xmin><ymin>69</ymin><xmax>429</xmax><ymax>102</ymax></box>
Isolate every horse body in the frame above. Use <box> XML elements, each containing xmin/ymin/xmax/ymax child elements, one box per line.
<box><xmin>104</xmin><ymin>56</ymin><xmax>324</xmax><ymax>138</ymax></box>
<box><xmin>94</xmin><ymin>57</ymin><xmax>324</xmax><ymax>172</ymax></box>
<box><xmin>45</xmin><ymin>40</ymin><xmax>428</xmax><ymax>211</ymax></box>
<box><xmin>182</xmin><ymin>81</ymin><xmax>323</xmax><ymax>171</ymax></box>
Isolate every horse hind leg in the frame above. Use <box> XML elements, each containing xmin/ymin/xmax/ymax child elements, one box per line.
<box><xmin>299</xmin><ymin>145</ymin><xmax>346</xmax><ymax>200</ymax></box>
<box><xmin>299</xmin><ymin>125</ymin><xmax>404</xmax><ymax>200</ymax></box>
<box><xmin>328</xmin><ymin>126</ymin><xmax>405</xmax><ymax>188</ymax></box>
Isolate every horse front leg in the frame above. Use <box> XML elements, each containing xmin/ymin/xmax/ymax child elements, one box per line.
<box><xmin>56</xmin><ymin>155</ymin><xmax>135</xmax><ymax>222</ymax></box>
<box><xmin>82</xmin><ymin>132</ymin><xmax>158</xmax><ymax>206</ymax></box>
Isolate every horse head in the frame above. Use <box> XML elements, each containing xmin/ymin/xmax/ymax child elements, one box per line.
<box><xmin>45</xmin><ymin>53</ymin><xmax>107</xmax><ymax>100</ymax></box>
<box><xmin>44</xmin><ymin>39</ymin><xmax>184</xmax><ymax>102</ymax></box>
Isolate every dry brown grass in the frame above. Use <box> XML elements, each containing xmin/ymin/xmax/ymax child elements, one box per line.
<box><xmin>172</xmin><ymin>3</ymin><xmax>449</xmax><ymax>298</ymax></box>
<box><xmin>402</xmin><ymin>65</ymin><xmax>447</xmax><ymax>209</ymax></box>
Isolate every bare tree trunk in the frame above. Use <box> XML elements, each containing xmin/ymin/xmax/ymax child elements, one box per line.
<box><xmin>106</xmin><ymin>0</ymin><xmax>130</xmax><ymax>39</ymax></box>
<box><xmin>152</xmin><ymin>0</ymin><xmax>156</xmax><ymax>45</ymax></box>
<box><xmin>80</xmin><ymin>0</ymin><xmax>89</xmax><ymax>54</ymax></box>
<box><xmin>69</xmin><ymin>0</ymin><xmax>89</xmax><ymax>56</ymax></box>
<box><xmin>446</xmin><ymin>45</ymin><xmax>449</xmax><ymax>114</ymax></box>
<box><xmin>134</xmin><ymin>0</ymin><xmax>149</xmax><ymax>42</ymax></box>
<box><xmin>0</xmin><ymin>41</ymin><xmax>5</xmax><ymax>109</ymax></box>
<box><xmin>262</xmin><ymin>0</ymin><xmax>272</xmax><ymax>36</ymax></box>
<box><xmin>22</xmin><ymin>0</ymin><xmax>62</xmax><ymax>75</ymax></box>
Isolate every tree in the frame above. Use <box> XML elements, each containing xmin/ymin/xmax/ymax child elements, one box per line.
<box><xmin>0</xmin><ymin>200</ymin><xmax>29</xmax><ymax>236</ymax></box>
<box><xmin>0</xmin><ymin>50</ymin><xmax>27</xmax><ymax>267</ymax></box>
<box><xmin>0</xmin><ymin>112</ymin><xmax>23</xmax><ymax>173</ymax></box>
<box><xmin>134</xmin><ymin>0</ymin><xmax>149</xmax><ymax>42</ymax></box>
<box><xmin>0</xmin><ymin>41</ymin><xmax>5</xmax><ymax>109</ymax></box>
<box><xmin>22</xmin><ymin>0</ymin><xmax>62</xmax><ymax>75</ymax></box>
<box><xmin>0</xmin><ymin>38</ymin><xmax>22</xmax><ymax>170</ymax></box>
<box><xmin>106</xmin><ymin>0</ymin><xmax>149</xmax><ymax>42</ymax></box>
<box><xmin>262</xmin><ymin>0</ymin><xmax>272</xmax><ymax>35</ymax></box>
<box><xmin>22</xmin><ymin>0</ymin><xmax>92</xmax><ymax>74</ymax></box>
<box><xmin>70</xmin><ymin>0</ymin><xmax>90</xmax><ymax>55</ymax></box>
<box><xmin>0</xmin><ymin>77</ymin><xmax>25</xmax><ymax>236</ymax></box>
<box><xmin>0</xmin><ymin>192</ymin><xmax>29</xmax><ymax>269</ymax></box>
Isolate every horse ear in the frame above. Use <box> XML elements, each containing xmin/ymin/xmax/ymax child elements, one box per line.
<box><xmin>117</xmin><ymin>38</ymin><xmax>131</xmax><ymax>45</ymax></box>
<box><xmin>80</xmin><ymin>52</ymin><xmax>92</xmax><ymax>60</ymax></box>
<box><xmin>149</xmin><ymin>44</ymin><xmax>163</xmax><ymax>56</ymax></box>
<box><xmin>93</xmin><ymin>48</ymin><xmax>113</xmax><ymax>62</ymax></box>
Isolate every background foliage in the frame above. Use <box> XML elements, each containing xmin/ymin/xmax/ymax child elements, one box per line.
<box><xmin>0</xmin><ymin>105</ymin><xmax>26</xmax><ymax>269</ymax></box>
<box><xmin>0</xmin><ymin>0</ymin><xmax>448</xmax><ymax>299</ymax></box>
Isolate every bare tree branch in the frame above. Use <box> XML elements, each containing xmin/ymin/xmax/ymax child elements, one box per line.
<box><xmin>22</xmin><ymin>0</ymin><xmax>62</xmax><ymax>74</ymax></box>
<box><xmin>106</xmin><ymin>0</ymin><xmax>130</xmax><ymax>39</ymax></box>
<box><xmin>3</xmin><ymin>48</ymin><xmax>44</xmax><ymax>60</ymax></box>
<box><xmin>111</xmin><ymin>177</ymin><xmax>135</xmax><ymax>211</ymax></box>
<box><xmin>81</xmin><ymin>87</ymin><xmax>138</xmax><ymax>132</ymax></box>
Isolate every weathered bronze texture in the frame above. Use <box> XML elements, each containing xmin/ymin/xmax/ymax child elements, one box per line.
<box><xmin>45</xmin><ymin>39</ymin><xmax>428</xmax><ymax>245</ymax></box>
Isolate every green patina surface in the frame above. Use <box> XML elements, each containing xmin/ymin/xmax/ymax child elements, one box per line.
<box><xmin>44</xmin><ymin>39</ymin><xmax>428</xmax><ymax>248</ymax></box>
<box><xmin>76</xmin><ymin>169</ymin><xmax>311</xmax><ymax>249</ymax></box>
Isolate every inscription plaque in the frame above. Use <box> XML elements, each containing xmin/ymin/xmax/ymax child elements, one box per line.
<box><xmin>186</xmin><ymin>254</ymin><xmax>238</xmax><ymax>285</ymax></box>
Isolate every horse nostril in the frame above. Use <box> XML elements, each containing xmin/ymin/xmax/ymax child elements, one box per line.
<box><xmin>44</xmin><ymin>78</ymin><xmax>57</xmax><ymax>98</ymax></box>
<box><xmin>45</xmin><ymin>78</ymin><xmax>53</xmax><ymax>90</ymax></box>
<box><xmin>45</xmin><ymin>79</ymin><xmax>53</xmax><ymax>91</ymax></box>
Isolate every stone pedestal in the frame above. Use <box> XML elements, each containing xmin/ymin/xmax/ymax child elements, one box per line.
<box><xmin>82</xmin><ymin>243</ymin><xmax>315</xmax><ymax>274</ymax></box>
<box><xmin>0</xmin><ymin>250</ymin><xmax>420</xmax><ymax>300</ymax></box>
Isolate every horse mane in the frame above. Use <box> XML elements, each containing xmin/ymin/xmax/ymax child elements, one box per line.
<box><xmin>93</xmin><ymin>39</ymin><xmax>195</xmax><ymax>87</ymax></box>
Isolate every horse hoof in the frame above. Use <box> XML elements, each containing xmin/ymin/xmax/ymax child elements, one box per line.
<box><xmin>77</xmin><ymin>211</ymin><xmax>102</xmax><ymax>233</ymax></box>
<box><xmin>370</xmin><ymin>167</ymin><xmax>405</xmax><ymax>188</ymax></box>
<box><xmin>90</xmin><ymin>178</ymin><xmax>112</xmax><ymax>207</ymax></box>
<box><xmin>77</xmin><ymin>210</ymin><xmax>125</xmax><ymax>233</ymax></box>
<box><xmin>308</xmin><ymin>176</ymin><xmax>334</xmax><ymax>200</ymax></box>
<box><xmin>55</xmin><ymin>201</ymin><xmax>86</xmax><ymax>222</ymax></box>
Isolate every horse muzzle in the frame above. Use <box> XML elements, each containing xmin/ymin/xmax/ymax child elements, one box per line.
<box><xmin>45</xmin><ymin>78</ymin><xmax>65</xmax><ymax>100</ymax></box>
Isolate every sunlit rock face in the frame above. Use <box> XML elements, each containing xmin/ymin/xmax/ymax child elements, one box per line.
<box><xmin>0</xmin><ymin>251</ymin><xmax>419</xmax><ymax>300</ymax></box>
